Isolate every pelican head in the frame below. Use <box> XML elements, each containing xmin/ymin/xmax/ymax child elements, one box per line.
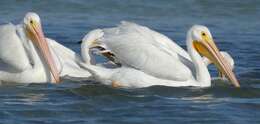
<box><xmin>189</xmin><ymin>25</ymin><xmax>240</xmax><ymax>87</ymax></box>
<box><xmin>23</xmin><ymin>12</ymin><xmax>60</xmax><ymax>83</ymax></box>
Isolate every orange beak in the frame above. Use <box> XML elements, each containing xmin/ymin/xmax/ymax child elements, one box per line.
<box><xmin>193</xmin><ymin>36</ymin><xmax>240</xmax><ymax>87</ymax></box>
<box><xmin>25</xmin><ymin>21</ymin><xmax>60</xmax><ymax>83</ymax></box>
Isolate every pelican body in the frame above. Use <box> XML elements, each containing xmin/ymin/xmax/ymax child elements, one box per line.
<box><xmin>0</xmin><ymin>12</ymin><xmax>90</xmax><ymax>84</ymax></box>
<box><xmin>80</xmin><ymin>22</ymin><xmax>240</xmax><ymax>88</ymax></box>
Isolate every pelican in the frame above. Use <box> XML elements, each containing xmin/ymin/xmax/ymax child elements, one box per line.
<box><xmin>79</xmin><ymin>22</ymin><xmax>240</xmax><ymax>88</ymax></box>
<box><xmin>0</xmin><ymin>12</ymin><xmax>90</xmax><ymax>83</ymax></box>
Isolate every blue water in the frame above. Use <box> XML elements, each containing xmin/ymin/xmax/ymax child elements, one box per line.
<box><xmin>0</xmin><ymin>0</ymin><xmax>260</xmax><ymax>123</ymax></box>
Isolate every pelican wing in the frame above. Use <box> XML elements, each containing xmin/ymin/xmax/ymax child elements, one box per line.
<box><xmin>47</xmin><ymin>38</ymin><xmax>91</xmax><ymax>78</ymax></box>
<box><xmin>100</xmin><ymin>22</ymin><xmax>193</xmax><ymax>81</ymax></box>
<box><xmin>0</xmin><ymin>23</ymin><xmax>31</xmax><ymax>72</ymax></box>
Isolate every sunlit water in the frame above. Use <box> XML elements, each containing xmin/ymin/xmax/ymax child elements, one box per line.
<box><xmin>0</xmin><ymin>0</ymin><xmax>260</xmax><ymax>123</ymax></box>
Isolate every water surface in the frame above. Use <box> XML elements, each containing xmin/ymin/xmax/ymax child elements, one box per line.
<box><xmin>0</xmin><ymin>0</ymin><xmax>260</xmax><ymax>123</ymax></box>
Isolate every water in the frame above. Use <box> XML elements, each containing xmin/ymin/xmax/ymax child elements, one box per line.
<box><xmin>0</xmin><ymin>0</ymin><xmax>260</xmax><ymax>123</ymax></box>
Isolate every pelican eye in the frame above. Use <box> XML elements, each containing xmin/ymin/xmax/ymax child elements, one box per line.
<box><xmin>30</xmin><ymin>20</ymin><xmax>33</xmax><ymax>24</ymax></box>
<box><xmin>201</xmin><ymin>32</ymin><xmax>206</xmax><ymax>36</ymax></box>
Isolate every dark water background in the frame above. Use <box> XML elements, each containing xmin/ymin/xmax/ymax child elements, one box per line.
<box><xmin>0</xmin><ymin>0</ymin><xmax>260</xmax><ymax>123</ymax></box>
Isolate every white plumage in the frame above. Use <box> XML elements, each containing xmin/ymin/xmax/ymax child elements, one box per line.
<box><xmin>0</xmin><ymin>12</ymin><xmax>91</xmax><ymax>83</ymax></box>
<box><xmin>79</xmin><ymin>22</ymin><xmax>239</xmax><ymax>88</ymax></box>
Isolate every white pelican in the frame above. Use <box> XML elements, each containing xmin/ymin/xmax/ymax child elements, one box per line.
<box><xmin>79</xmin><ymin>22</ymin><xmax>240</xmax><ymax>88</ymax></box>
<box><xmin>0</xmin><ymin>12</ymin><xmax>90</xmax><ymax>83</ymax></box>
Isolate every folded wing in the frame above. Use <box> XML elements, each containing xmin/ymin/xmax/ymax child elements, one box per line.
<box><xmin>0</xmin><ymin>23</ymin><xmax>31</xmax><ymax>72</ymax></box>
<box><xmin>99</xmin><ymin>21</ymin><xmax>194</xmax><ymax>81</ymax></box>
